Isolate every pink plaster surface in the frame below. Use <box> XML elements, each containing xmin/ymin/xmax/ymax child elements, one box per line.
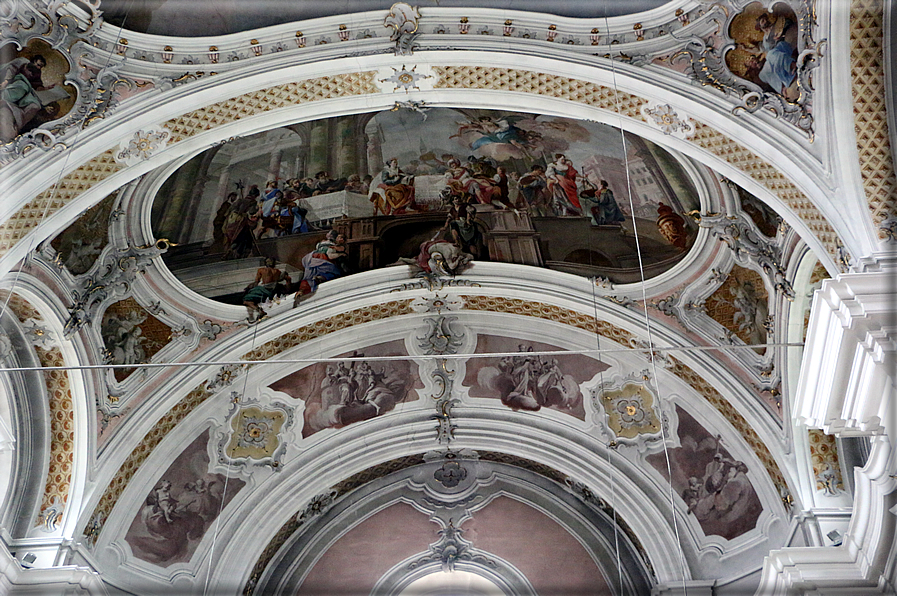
<box><xmin>298</xmin><ymin>502</ymin><xmax>436</xmax><ymax>595</ymax></box>
<box><xmin>462</xmin><ymin>496</ymin><xmax>612</xmax><ymax>595</ymax></box>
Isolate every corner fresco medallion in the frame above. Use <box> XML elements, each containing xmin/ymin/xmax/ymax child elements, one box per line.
<box><xmin>1</xmin><ymin>39</ymin><xmax>76</xmax><ymax>142</ymax></box>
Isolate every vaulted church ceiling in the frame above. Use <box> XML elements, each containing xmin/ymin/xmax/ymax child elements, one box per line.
<box><xmin>0</xmin><ymin>0</ymin><xmax>892</xmax><ymax>594</ymax></box>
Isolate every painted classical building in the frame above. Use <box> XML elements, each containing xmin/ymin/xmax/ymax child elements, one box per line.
<box><xmin>0</xmin><ymin>0</ymin><xmax>893</xmax><ymax>594</ymax></box>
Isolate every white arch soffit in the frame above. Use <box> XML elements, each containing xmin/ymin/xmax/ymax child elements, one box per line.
<box><xmin>0</xmin><ymin>277</ymin><xmax>92</xmax><ymax>542</ymax></box>
<box><xmin>0</xmin><ymin>51</ymin><xmax>843</xmax><ymax>275</ymax></box>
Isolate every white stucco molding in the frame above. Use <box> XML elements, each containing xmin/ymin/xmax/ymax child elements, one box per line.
<box><xmin>794</xmin><ymin>267</ymin><xmax>895</xmax><ymax>436</ymax></box>
<box><xmin>0</xmin><ymin>540</ymin><xmax>105</xmax><ymax>595</ymax></box>
<box><xmin>764</xmin><ymin>259</ymin><xmax>897</xmax><ymax>595</ymax></box>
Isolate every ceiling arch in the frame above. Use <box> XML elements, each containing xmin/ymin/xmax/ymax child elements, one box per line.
<box><xmin>1</xmin><ymin>2</ymin><xmax>893</xmax><ymax>594</ymax></box>
<box><xmin>0</xmin><ymin>50</ymin><xmax>851</xmax><ymax>275</ymax></box>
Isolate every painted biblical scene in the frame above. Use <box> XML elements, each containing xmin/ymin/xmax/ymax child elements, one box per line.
<box><xmin>462</xmin><ymin>335</ymin><xmax>611</xmax><ymax>420</ymax></box>
<box><xmin>725</xmin><ymin>2</ymin><xmax>800</xmax><ymax>102</ymax></box>
<box><xmin>152</xmin><ymin>108</ymin><xmax>700</xmax><ymax>309</ymax></box>
<box><xmin>1</xmin><ymin>40</ymin><xmax>75</xmax><ymax>142</ymax></box>
<box><xmin>125</xmin><ymin>430</ymin><xmax>246</xmax><ymax>566</ymax></box>
<box><xmin>50</xmin><ymin>191</ymin><xmax>118</xmax><ymax>275</ymax></box>
<box><xmin>646</xmin><ymin>407</ymin><xmax>762</xmax><ymax>540</ymax></box>
<box><xmin>269</xmin><ymin>339</ymin><xmax>422</xmax><ymax>438</ymax></box>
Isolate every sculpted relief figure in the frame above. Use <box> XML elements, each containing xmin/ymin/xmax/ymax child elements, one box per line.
<box><xmin>102</xmin><ymin>311</ymin><xmax>150</xmax><ymax>366</ymax></box>
<box><xmin>730</xmin><ymin>279</ymin><xmax>769</xmax><ymax>344</ymax></box>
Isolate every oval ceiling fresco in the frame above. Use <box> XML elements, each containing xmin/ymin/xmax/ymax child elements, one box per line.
<box><xmin>151</xmin><ymin>108</ymin><xmax>700</xmax><ymax>313</ymax></box>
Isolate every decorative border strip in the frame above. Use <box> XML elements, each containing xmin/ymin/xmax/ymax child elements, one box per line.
<box><xmin>34</xmin><ymin>346</ymin><xmax>76</xmax><ymax>527</ymax></box>
<box><xmin>0</xmin><ymin>291</ymin><xmax>75</xmax><ymax>528</ymax></box>
<box><xmin>164</xmin><ymin>73</ymin><xmax>378</xmax><ymax>143</ymax></box>
<box><xmin>242</xmin><ymin>300</ymin><xmax>414</xmax><ymax>361</ymax></box>
<box><xmin>849</xmin><ymin>0</ymin><xmax>896</xmax><ymax>237</ymax></box>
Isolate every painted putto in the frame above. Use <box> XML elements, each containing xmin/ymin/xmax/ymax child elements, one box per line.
<box><xmin>152</xmin><ymin>108</ymin><xmax>699</xmax><ymax>310</ymax></box>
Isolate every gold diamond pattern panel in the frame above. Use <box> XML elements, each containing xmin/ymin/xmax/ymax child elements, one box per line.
<box><xmin>432</xmin><ymin>66</ymin><xmax>647</xmax><ymax>118</ymax></box>
<box><xmin>35</xmin><ymin>346</ymin><xmax>76</xmax><ymax>525</ymax></box>
<box><xmin>850</xmin><ymin>0</ymin><xmax>896</xmax><ymax>235</ymax></box>
<box><xmin>0</xmin><ymin>292</ymin><xmax>75</xmax><ymax>527</ymax></box>
<box><xmin>0</xmin><ymin>151</ymin><xmax>122</xmax><ymax>258</ymax></box>
<box><xmin>0</xmin><ymin>74</ymin><xmax>376</xmax><ymax>262</ymax></box>
<box><xmin>462</xmin><ymin>295</ymin><xmax>636</xmax><ymax>345</ymax></box>
<box><xmin>690</xmin><ymin>122</ymin><xmax>840</xmax><ymax>259</ymax></box>
<box><xmin>242</xmin><ymin>300</ymin><xmax>413</xmax><ymax>361</ymax></box>
<box><xmin>165</xmin><ymin>73</ymin><xmax>378</xmax><ymax>142</ymax></box>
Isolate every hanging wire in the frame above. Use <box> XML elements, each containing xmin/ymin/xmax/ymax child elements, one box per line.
<box><xmin>0</xmin><ymin>341</ymin><xmax>804</xmax><ymax>374</ymax></box>
<box><xmin>603</xmin><ymin>5</ymin><xmax>691</xmax><ymax>594</ymax></box>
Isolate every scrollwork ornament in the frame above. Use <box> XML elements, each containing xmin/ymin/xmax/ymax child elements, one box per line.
<box><xmin>407</xmin><ymin>519</ymin><xmax>496</xmax><ymax>573</ymax></box>
<box><xmin>417</xmin><ymin>315</ymin><xmax>464</xmax><ymax>355</ymax></box>
<box><xmin>384</xmin><ymin>3</ymin><xmax>421</xmax><ymax>56</ymax></box>
<box><xmin>0</xmin><ymin>3</ymin><xmax>142</xmax><ymax>162</ymax></box>
<box><xmin>63</xmin><ymin>240</ymin><xmax>171</xmax><ymax>337</ymax></box>
<box><xmin>696</xmin><ymin>212</ymin><xmax>794</xmax><ymax>300</ymax></box>
<box><xmin>671</xmin><ymin>0</ymin><xmax>820</xmax><ymax>137</ymax></box>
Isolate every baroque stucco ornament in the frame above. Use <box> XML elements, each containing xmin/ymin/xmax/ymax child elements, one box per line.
<box><xmin>641</xmin><ymin>102</ymin><xmax>695</xmax><ymax>139</ymax></box>
<box><xmin>114</xmin><ymin>126</ymin><xmax>171</xmax><ymax>165</ymax></box>
<box><xmin>215</xmin><ymin>396</ymin><xmax>296</xmax><ymax>471</ymax></box>
<box><xmin>671</xmin><ymin>0</ymin><xmax>820</xmax><ymax>137</ymax></box>
<box><xmin>0</xmin><ymin>2</ymin><xmax>146</xmax><ymax>162</ymax></box>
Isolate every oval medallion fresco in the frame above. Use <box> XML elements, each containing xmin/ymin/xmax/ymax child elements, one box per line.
<box><xmin>152</xmin><ymin>108</ymin><xmax>700</xmax><ymax>309</ymax></box>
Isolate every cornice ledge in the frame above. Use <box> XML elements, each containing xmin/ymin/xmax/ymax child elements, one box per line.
<box><xmin>0</xmin><ymin>540</ymin><xmax>106</xmax><ymax>595</ymax></box>
<box><xmin>757</xmin><ymin>439</ymin><xmax>896</xmax><ymax>595</ymax></box>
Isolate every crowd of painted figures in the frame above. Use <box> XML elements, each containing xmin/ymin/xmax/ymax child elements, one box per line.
<box><xmin>216</xmin><ymin>153</ymin><xmax>634</xmax><ymax>261</ymax></box>
<box><xmin>212</xmin><ymin>171</ymin><xmax>371</xmax><ymax>260</ymax></box>
<box><xmin>233</xmin><ymin>153</ymin><xmax>686</xmax><ymax>317</ymax></box>
<box><xmin>369</xmin><ymin>153</ymin><xmax>629</xmax><ymax>226</ymax></box>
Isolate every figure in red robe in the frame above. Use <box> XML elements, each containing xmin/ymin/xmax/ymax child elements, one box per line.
<box><xmin>546</xmin><ymin>154</ymin><xmax>582</xmax><ymax>215</ymax></box>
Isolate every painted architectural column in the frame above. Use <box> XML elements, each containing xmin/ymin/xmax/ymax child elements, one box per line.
<box><xmin>306</xmin><ymin>120</ymin><xmax>329</xmax><ymax>177</ymax></box>
<box><xmin>267</xmin><ymin>149</ymin><xmax>284</xmax><ymax>184</ymax></box>
<box><xmin>334</xmin><ymin>117</ymin><xmax>357</xmax><ymax>179</ymax></box>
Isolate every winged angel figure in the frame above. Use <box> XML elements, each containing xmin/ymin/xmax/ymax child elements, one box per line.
<box><xmin>452</xmin><ymin>115</ymin><xmax>591</xmax><ymax>161</ymax></box>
